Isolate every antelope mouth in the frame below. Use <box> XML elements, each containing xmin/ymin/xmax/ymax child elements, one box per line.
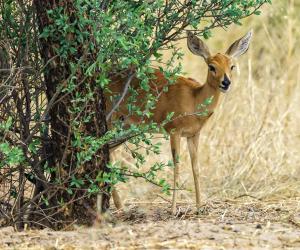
<box><xmin>219</xmin><ymin>84</ymin><xmax>230</xmax><ymax>93</ymax></box>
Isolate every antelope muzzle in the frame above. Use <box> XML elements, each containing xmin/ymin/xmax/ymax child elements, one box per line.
<box><xmin>219</xmin><ymin>74</ymin><xmax>231</xmax><ymax>93</ymax></box>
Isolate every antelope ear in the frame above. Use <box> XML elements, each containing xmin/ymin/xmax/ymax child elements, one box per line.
<box><xmin>225</xmin><ymin>30</ymin><xmax>253</xmax><ymax>58</ymax></box>
<box><xmin>187</xmin><ymin>31</ymin><xmax>211</xmax><ymax>60</ymax></box>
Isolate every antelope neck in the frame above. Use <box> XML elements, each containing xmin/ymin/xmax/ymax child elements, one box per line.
<box><xmin>197</xmin><ymin>80</ymin><xmax>221</xmax><ymax>109</ymax></box>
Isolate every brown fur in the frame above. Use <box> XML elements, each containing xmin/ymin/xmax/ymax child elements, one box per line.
<box><xmin>107</xmin><ymin>64</ymin><xmax>226</xmax><ymax>137</ymax></box>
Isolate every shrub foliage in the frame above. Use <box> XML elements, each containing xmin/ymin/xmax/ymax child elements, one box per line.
<box><xmin>0</xmin><ymin>0</ymin><xmax>270</xmax><ymax>229</ymax></box>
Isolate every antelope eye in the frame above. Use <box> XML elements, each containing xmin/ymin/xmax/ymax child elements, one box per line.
<box><xmin>209</xmin><ymin>65</ymin><xmax>216</xmax><ymax>72</ymax></box>
<box><xmin>231</xmin><ymin>65</ymin><xmax>236</xmax><ymax>71</ymax></box>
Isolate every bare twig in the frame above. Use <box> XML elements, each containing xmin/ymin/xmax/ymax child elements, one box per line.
<box><xmin>106</xmin><ymin>72</ymin><xmax>135</xmax><ymax>121</ymax></box>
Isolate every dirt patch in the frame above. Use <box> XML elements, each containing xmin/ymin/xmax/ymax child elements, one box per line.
<box><xmin>1</xmin><ymin>199</ymin><xmax>300</xmax><ymax>249</ymax></box>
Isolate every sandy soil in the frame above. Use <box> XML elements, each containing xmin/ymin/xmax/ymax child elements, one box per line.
<box><xmin>1</xmin><ymin>199</ymin><xmax>300</xmax><ymax>249</ymax></box>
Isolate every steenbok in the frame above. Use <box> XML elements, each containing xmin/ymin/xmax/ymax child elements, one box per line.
<box><xmin>107</xmin><ymin>30</ymin><xmax>252</xmax><ymax>214</ymax></box>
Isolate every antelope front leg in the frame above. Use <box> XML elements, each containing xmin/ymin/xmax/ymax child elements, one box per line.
<box><xmin>170</xmin><ymin>133</ymin><xmax>181</xmax><ymax>215</ymax></box>
<box><xmin>187</xmin><ymin>133</ymin><xmax>201</xmax><ymax>211</ymax></box>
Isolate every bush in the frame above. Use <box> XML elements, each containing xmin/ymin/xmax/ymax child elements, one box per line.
<box><xmin>0</xmin><ymin>0</ymin><xmax>270</xmax><ymax>229</ymax></box>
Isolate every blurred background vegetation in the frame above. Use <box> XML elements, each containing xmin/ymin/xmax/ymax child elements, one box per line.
<box><xmin>114</xmin><ymin>0</ymin><xmax>300</xmax><ymax>205</ymax></box>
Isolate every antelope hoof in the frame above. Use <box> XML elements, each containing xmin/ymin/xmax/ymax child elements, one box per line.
<box><xmin>196</xmin><ymin>205</ymin><xmax>209</xmax><ymax>216</ymax></box>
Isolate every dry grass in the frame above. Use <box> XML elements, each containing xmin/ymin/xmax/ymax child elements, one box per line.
<box><xmin>114</xmin><ymin>0</ymin><xmax>300</xmax><ymax>206</ymax></box>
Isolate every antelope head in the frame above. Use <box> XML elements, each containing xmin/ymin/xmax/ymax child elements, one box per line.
<box><xmin>187</xmin><ymin>30</ymin><xmax>252</xmax><ymax>93</ymax></box>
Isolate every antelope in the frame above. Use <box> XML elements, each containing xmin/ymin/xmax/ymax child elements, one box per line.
<box><xmin>108</xmin><ymin>30</ymin><xmax>253</xmax><ymax>214</ymax></box>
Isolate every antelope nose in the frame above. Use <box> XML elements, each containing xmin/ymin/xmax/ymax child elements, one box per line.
<box><xmin>222</xmin><ymin>75</ymin><xmax>231</xmax><ymax>87</ymax></box>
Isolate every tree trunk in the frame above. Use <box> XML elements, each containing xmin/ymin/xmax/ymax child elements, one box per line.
<box><xmin>33</xmin><ymin>0</ymin><xmax>110</xmax><ymax>229</ymax></box>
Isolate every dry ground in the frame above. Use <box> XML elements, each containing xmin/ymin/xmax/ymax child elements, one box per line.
<box><xmin>1</xmin><ymin>199</ymin><xmax>300</xmax><ymax>249</ymax></box>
